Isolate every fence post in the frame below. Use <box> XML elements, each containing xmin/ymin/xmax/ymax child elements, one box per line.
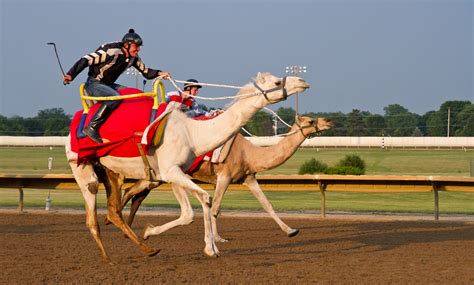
<box><xmin>318</xmin><ymin>180</ymin><xmax>327</xmax><ymax>218</ymax></box>
<box><xmin>18</xmin><ymin>187</ymin><xmax>24</xmax><ymax>212</ymax></box>
<box><xmin>470</xmin><ymin>159</ymin><xmax>474</xmax><ymax>177</ymax></box>
<box><xmin>432</xmin><ymin>182</ymin><xmax>439</xmax><ymax>221</ymax></box>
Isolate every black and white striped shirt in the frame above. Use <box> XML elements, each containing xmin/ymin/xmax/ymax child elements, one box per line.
<box><xmin>67</xmin><ymin>42</ymin><xmax>161</xmax><ymax>85</ymax></box>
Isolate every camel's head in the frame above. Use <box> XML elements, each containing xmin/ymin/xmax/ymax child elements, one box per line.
<box><xmin>252</xmin><ymin>72</ymin><xmax>309</xmax><ymax>104</ymax></box>
<box><xmin>295</xmin><ymin>115</ymin><xmax>333</xmax><ymax>138</ymax></box>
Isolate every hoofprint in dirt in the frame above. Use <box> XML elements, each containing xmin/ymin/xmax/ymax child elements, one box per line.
<box><xmin>0</xmin><ymin>212</ymin><xmax>473</xmax><ymax>284</ymax></box>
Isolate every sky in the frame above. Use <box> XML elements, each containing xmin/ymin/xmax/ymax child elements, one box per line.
<box><xmin>0</xmin><ymin>0</ymin><xmax>472</xmax><ymax>118</ymax></box>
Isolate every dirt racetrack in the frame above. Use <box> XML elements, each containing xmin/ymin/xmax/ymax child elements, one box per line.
<box><xmin>1</xmin><ymin>210</ymin><xmax>473</xmax><ymax>284</ymax></box>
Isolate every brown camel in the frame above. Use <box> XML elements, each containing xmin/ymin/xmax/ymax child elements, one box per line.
<box><xmin>118</xmin><ymin>115</ymin><xmax>332</xmax><ymax>242</ymax></box>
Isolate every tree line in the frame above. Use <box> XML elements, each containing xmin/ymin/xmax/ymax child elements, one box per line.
<box><xmin>244</xmin><ymin>100</ymin><xmax>473</xmax><ymax>137</ymax></box>
<box><xmin>0</xmin><ymin>100</ymin><xmax>472</xmax><ymax>136</ymax></box>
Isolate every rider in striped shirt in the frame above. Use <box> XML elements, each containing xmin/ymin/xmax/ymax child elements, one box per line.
<box><xmin>63</xmin><ymin>28</ymin><xmax>171</xmax><ymax>143</ymax></box>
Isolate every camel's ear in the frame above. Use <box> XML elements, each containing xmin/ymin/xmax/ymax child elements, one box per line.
<box><xmin>256</xmin><ymin>72</ymin><xmax>265</xmax><ymax>83</ymax></box>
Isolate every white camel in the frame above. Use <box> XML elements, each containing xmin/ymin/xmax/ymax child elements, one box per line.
<box><xmin>66</xmin><ymin>72</ymin><xmax>309</xmax><ymax>262</ymax></box>
<box><xmin>117</xmin><ymin>116</ymin><xmax>332</xmax><ymax>242</ymax></box>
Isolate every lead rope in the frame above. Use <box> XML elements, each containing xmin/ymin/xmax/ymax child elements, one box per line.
<box><xmin>157</xmin><ymin>77</ymin><xmax>295</xmax><ymax>135</ymax></box>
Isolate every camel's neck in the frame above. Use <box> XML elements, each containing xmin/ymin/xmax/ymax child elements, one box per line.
<box><xmin>183</xmin><ymin>92</ymin><xmax>265</xmax><ymax>156</ymax></box>
<box><xmin>248</xmin><ymin>125</ymin><xmax>307</xmax><ymax>173</ymax></box>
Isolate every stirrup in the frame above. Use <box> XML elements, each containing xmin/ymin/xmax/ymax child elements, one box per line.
<box><xmin>83</xmin><ymin>126</ymin><xmax>103</xmax><ymax>144</ymax></box>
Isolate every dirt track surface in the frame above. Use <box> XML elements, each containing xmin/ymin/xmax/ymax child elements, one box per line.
<box><xmin>1</xmin><ymin>211</ymin><xmax>473</xmax><ymax>284</ymax></box>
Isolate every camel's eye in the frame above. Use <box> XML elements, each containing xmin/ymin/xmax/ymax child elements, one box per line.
<box><xmin>275</xmin><ymin>80</ymin><xmax>281</xmax><ymax>86</ymax></box>
<box><xmin>308</xmin><ymin>120</ymin><xmax>315</xmax><ymax>125</ymax></box>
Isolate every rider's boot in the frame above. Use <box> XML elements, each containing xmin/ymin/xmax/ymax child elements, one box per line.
<box><xmin>82</xmin><ymin>104</ymin><xmax>111</xmax><ymax>144</ymax></box>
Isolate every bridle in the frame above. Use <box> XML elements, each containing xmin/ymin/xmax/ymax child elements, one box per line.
<box><xmin>295</xmin><ymin>118</ymin><xmax>321</xmax><ymax>139</ymax></box>
<box><xmin>252</xmin><ymin>76</ymin><xmax>288</xmax><ymax>104</ymax></box>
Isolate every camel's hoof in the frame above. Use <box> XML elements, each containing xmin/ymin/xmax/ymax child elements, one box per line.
<box><xmin>215</xmin><ymin>237</ymin><xmax>229</xmax><ymax>243</ymax></box>
<box><xmin>104</xmin><ymin>216</ymin><xmax>112</xmax><ymax>225</ymax></box>
<box><xmin>102</xmin><ymin>256</ymin><xmax>114</xmax><ymax>265</ymax></box>
<box><xmin>204</xmin><ymin>247</ymin><xmax>220</xmax><ymax>258</ymax></box>
<box><xmin>146</xmin><ymin>248</ymin><xmax>161</xmax><ymax>257</ymax></box>
<box><xmin>143</xmin><ymin>223</ymin><xmax>154</xmax><ymax>240</ymax></box>
<box><xmin>204</xmin><ymin>250</ymin><xmax>220</xmax><ymax>258</ymax></box>
<box><xmin>287</xmin><ymin>228</ymin><xmax>300</xmax><ymax>237</ymax></box>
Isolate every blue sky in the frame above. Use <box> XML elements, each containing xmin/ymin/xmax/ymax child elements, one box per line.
<box><xmin>0</xmin><ymin>0</ymin><xmax>472</xmax><ymax>117</ymax></box>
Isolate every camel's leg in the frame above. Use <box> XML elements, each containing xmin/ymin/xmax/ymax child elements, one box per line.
<box><xmin>163</xmin><ymin>166</ymin><xmax>219</xmax><ymax>257</ymax></box>
<box><xmin>143</xmin><ymin>184</ymin><xmax>194</xmax><ymax>239</ymax></box>
<box><xmin>101</xmin><ymin>168</ymin><xmax>160</xmax><ymax>257</ymax></box>
<box><xmin>125</xmin><ymin>181</ymin><xmax>162</xmax><ymax>226</ymax></box>
<box><xmin>70</xmin><ymin>162</ymin><xmax>111</xmax><ymax>263</ymax></box>
<box><xmin>127</xmin><ymin>188</ymin><xmax>151</xmax><ymax>226</ymax></box>
<box><xmin>104</xmin><ymin>179</ymin><xmax>152</xmax><ymax>225</ymax></box>
<box><xmin>243</xmin><ymin>175</ymin><xmax>299</xmax><ymax>237</ymax></box>
<box><xmin>210</xmin><ymin>175</ymin><xmax>232</xmax><ymax>242</ymax></box>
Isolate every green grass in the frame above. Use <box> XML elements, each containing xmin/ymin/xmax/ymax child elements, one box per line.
<box><xmin>1</xmin><ymin>189</ymin><xmax>473</xmax><ymax>214</ymax></box>
<box><xmin>1</xmin><ymin>147</ymin><xmax>473</xmax><ymax>214</ymax></box>
<box><xmin>1</xmin><ymin>147</ymin><xmax>473</xmax><ymax>176</ymax></box>
<box><xmin>263</xmin><ymin>148</ymin><xmax>474</xmax><ymax>176</ymax></box>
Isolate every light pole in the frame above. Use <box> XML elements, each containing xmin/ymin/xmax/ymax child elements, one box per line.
<box><xmin>285</xmin><ymin>66</ymin><xmax>307</xmax><ymax>115</ymax></box>
<box><xmin>126</xmin><ymin>67</ymin><xmax>140</xmax><ymax>89</ymax></box>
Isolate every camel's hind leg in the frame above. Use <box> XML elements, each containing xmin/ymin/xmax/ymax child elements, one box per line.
<box><xmin>210</xmin><ymin>175</ymin><xmax>232</xmax><ymax>242</ymax></box>
<box><xmin>127</xmin><ymin>188</ymin><xmax>151</xmax><ymax>226</ymax></box>
<box><xmin>70</xmin><ymin>162</ymin><xmax>111</xmax><ymax>263</ymax></box>
<box><xmin>99</xmin><ymin>167</ymin><xmax>160</xmax><ymax>257</ymax></box>
<box><xmin>243</xmin><ymin>175</ymin><xmax>299</xmax><ymax>237</ymax></box>
<box><xmin>104</xmin><ymin>180</ymin><xmax>157</xmax><ymax>226</ymax></box>
<box><xmin>143</xmin><ymin>184</ymin><xmax>194</xmax><ymax>239</ymax></box>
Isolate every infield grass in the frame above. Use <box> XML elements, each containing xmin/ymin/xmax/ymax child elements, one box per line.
<box><xmin>1</xmin><ymin>147</ymin><xmax>473</xmax><ymax>176</ymax></box>
<box><xmin>1</xmin><ymin>189</ymin><xmax>473</xmax><ymax>214</ymax></box>
<box><xmin>1</xmin><ymin>147</ymin><xmax>473</xmax><ymax>214</ymax></box>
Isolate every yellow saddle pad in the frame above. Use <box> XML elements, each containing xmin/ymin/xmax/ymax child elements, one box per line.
<box><xmin>151</xmin><ymin>114</ymin><xmax>170</xmax><ymax>147</ymax></box>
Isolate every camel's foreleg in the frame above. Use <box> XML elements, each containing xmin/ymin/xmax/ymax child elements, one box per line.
<box><xmin>101</xmin><ymin>168</ymin><xmax>160</xmax><ymax>257</ymax></box>
<box><xmin>143</xmin><ymin>184</ymin><xmax>194</xmax><ymax>239</ymax></box>
<box><xmin>163</xmin><ymin>165</ymin><xmax>219</xmax><ymax>257</ymax></box>
<box><xmin>70</xmin><ymin>162</ymin><xmax>111</xmax><ymax>263</ymax></box>
<box><xmin>210</xmin><ymin>175</ymin><xmax>232</xmax><ymax>242</ymax></box>
<box><xmin>243</xmin><ymin>175</ymin><xmax>299</xmax><ymax>237</ymax></box>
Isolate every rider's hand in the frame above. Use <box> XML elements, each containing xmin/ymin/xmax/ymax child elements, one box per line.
<box><xmin>63</xmin><ymin>74</ymin><xmax>72</xmax><ymax>85</ymax></box>
<box><xmin>159</xmin><ymin>71</ymin><xmax>171</xmax><ymax>80</ymax></box>
<box><xmin>210</xmin><ymin>109</ymin><xmax>224</xmax><ymax>116</ymax></box>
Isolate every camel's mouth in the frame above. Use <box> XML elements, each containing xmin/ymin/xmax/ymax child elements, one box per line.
<box><xmin>296</xmin><ymin>79</ymin><xmax>310</xmax><ymax>90</ymax></box>
<box><xmin>294</xmin><ymin>81</ymin><xmax>310</xmax><ymax>93</ymax></box>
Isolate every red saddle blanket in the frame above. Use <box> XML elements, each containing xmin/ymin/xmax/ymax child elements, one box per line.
<box><xmin>69</xmin><ymin>87</ymin><xmax>213</xmax><ymax>173</ymax></box>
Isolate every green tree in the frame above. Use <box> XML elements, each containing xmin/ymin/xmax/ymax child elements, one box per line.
<box><xmin>439</xmin><ymin>101</ymin><xmax>471</xmax><ymax>136</ymax></box>
<box><xmin>243</xmin><ymin>110</ymin><xmax>273</xmax><ymax>136</ymax></box>
<box><xmin>5</xmin><ymin>116</ymin><xmax>26</xmax><ymax>135</ymax></box>
<box><xmin>455</xmin><ymin>104</ymin><xmax>474</xmax><ymax>136</ymax></box>
<box><xmin>425</xmin><ymin>111</ymin><xmax>445</xmax><ymax>136</ymax></box>
<box><xmin>384</xmin><ymin>104</ymin><xmax>418</xmax><ymax>136</ymax></box>
<box><xmin>346</xmin><ymin>109</ymin><xmax>367</xmax><ymax>136</ymax></box>
<box><xmin>275</xmin><ymin>107</ymin><xmax>296</xmax><ymax>133</ymax></box>
<box><xmin>0</xmin><ymin>115</ymin><xmax>7</xmax><ymax>135</ymax></box>
<box><xmin>364</xmin><ymin>114</ymin><xmax>385</xmax><ymax>136</ymax></box>
<box><xmin>36</xmin><ymin>108</ymin><xmax>72</xmax><ymax>136</ymax></box>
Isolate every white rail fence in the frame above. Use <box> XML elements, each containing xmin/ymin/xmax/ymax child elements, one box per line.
<box><xmin>1</xmin><ymin>174</ymin><xmax>473</xmax><ymax>220</ymax></box>
<box><xmin>1</xmin><ymin>136</ymin><xmax>473</xmax><ymax>149</ymax></box>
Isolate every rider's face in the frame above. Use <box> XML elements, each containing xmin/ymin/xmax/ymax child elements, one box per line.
<box><xmin>128</xmin><ymin>43</ymin><xmax>141</xmax><ymax>57</ymax></box>
<box><xmin>183</xmin><ymin>87</ymin><xmax>199</xmax><ymax>99</ymax></box>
